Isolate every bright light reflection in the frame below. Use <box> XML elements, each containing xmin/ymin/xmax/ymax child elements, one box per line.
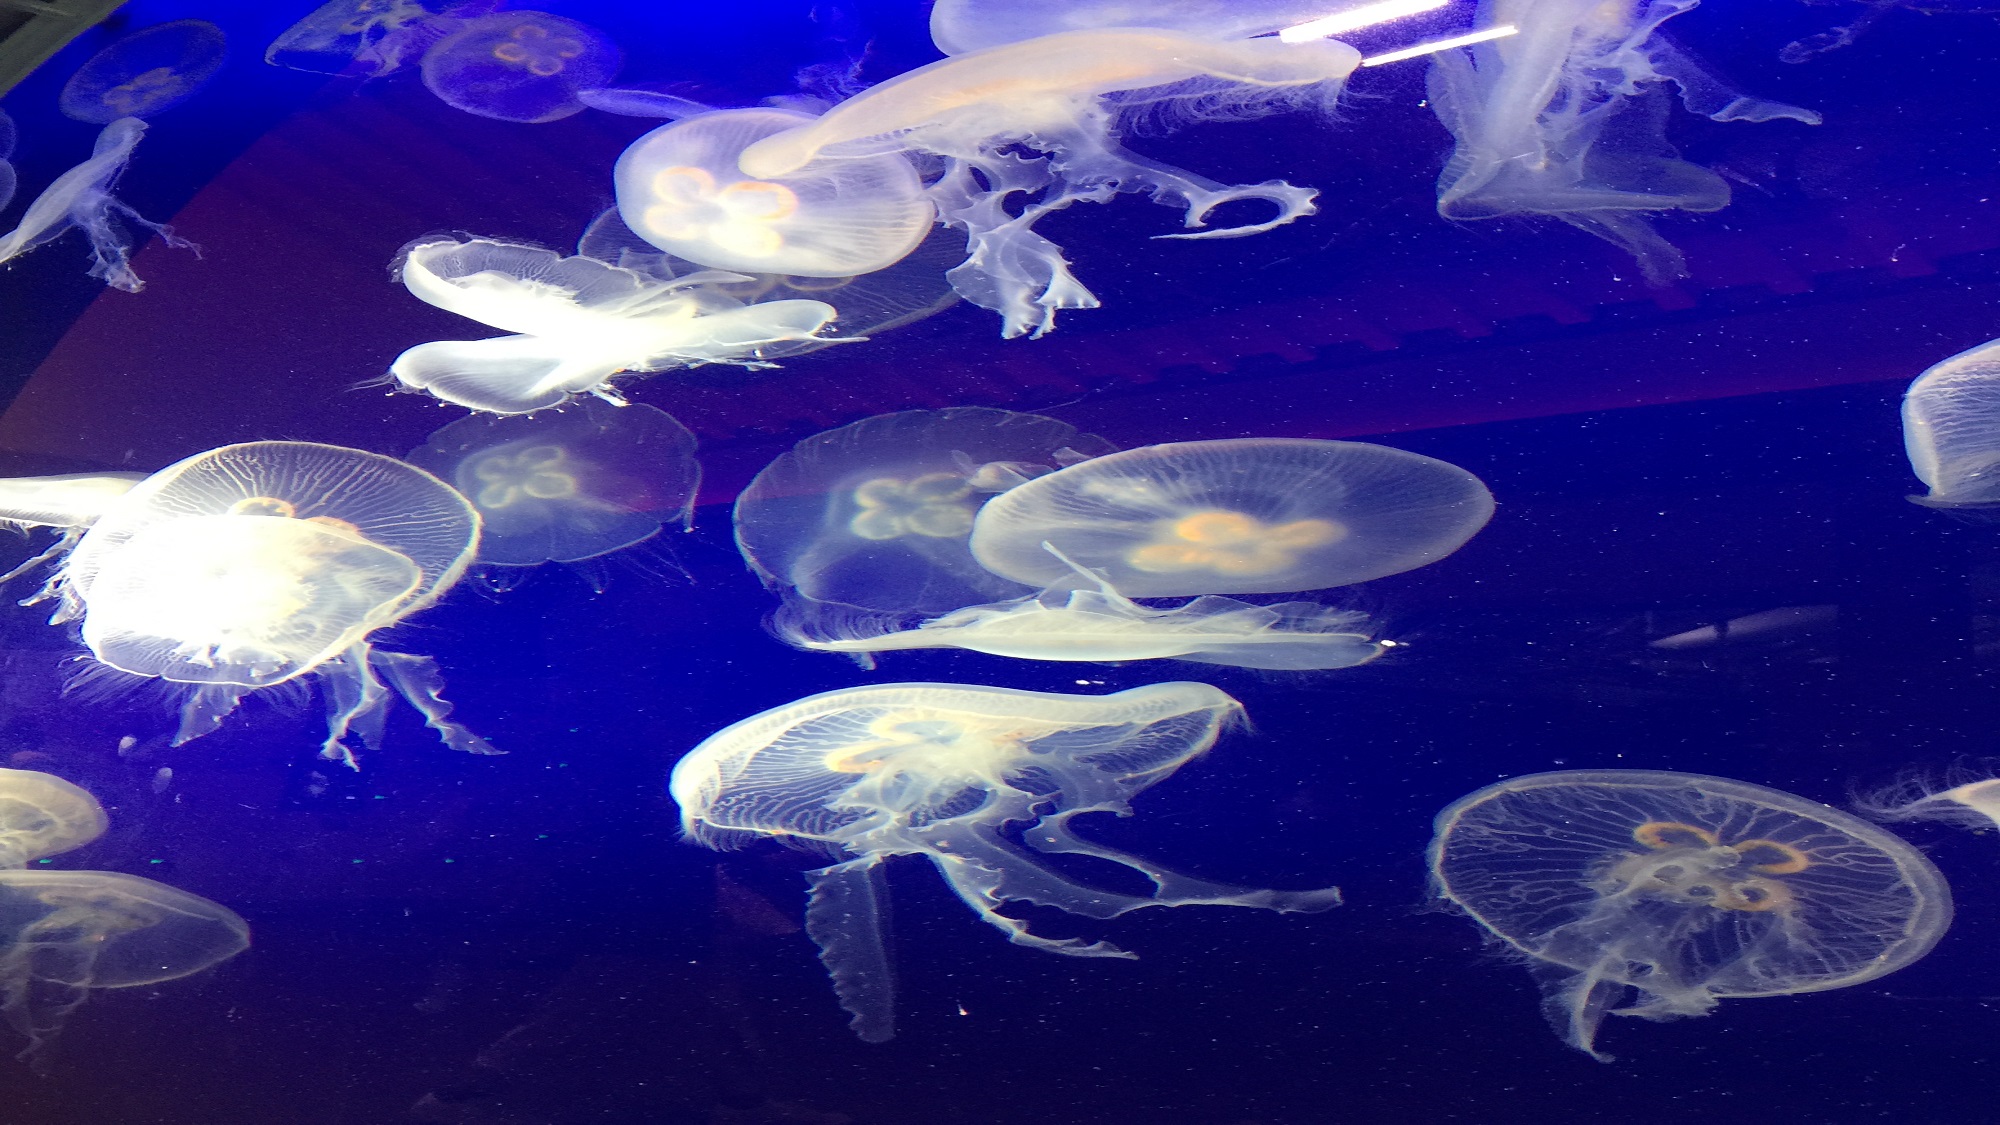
<box><xmin>1360</xmin><ymin>24</ymin><xmax>1517</xmax><ymax>65</ymax></box>
<box><xmin>1278</xmin><ymin>0</ymin><xmax>1452</xmax><ymax>42</ymax></box>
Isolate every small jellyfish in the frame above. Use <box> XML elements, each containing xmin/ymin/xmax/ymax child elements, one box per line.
<box><xmin>735</xmin><ymin>28</ymin><xmax>1359</xmax><ymax>338</ymax></box>
<box><xmin>389</xmin><ymin>235</ymin><xmax>845</xmax><ymax>414</ymax></box>
<box><xmin>420</xmin><ymin>10</ymin><xmax>621</xmax><ymax>124</ymax></box>
<box><xmin>670</xmin><ymin>681</ymin><xmax>1341</xmax><ymax>1042</ymax></box>
<box><xmin>733</xmin><ymin>407</ymin><xmax>1115</xmax><ymax>615</ymax></box>
<box><xmin>0</xmin><ymin>109</ymin><xmax>18</xmax><ymax>211</ymax></box>
<box><xmin>1430</xmin><ymin>769</ymin><xmax>1951</xmax><ymax>1060</ymax></box>
<box><xmin>969</xmin><ymin>438</ymin><xmax>1495</xmax><ymax>597</ymax></box>
<box><xmin>614</xmin><ymin>107</ymin><xmax>934</xmax><ymax>278</ymax></box>
<box><xmin>0</xmin><ymin>870</ymin><xmax>248</xmax><ymax>1056</ymax></box>
<box><xmin>1902</xmin><ymin>337</ymin><xmax>2000</xmax><ymax>512</ymax></box>
<box><xmin>59</xmin><ymin>20</ymin><xmax>228</xmax><ymax>124</ymax></box>
<box><xmin>930</xmin><ymin>0</ymin><xmax>1350</xmax><ymax>54</ymax></box>
<box><xmin>406</xmin><ymin>397</ymin><xmax>701</xmax><ymax>569</ymax></box>
<box><xmin>1858</xmin><ymin>771</ymin><xmax>2000</xmax><ymax>831</ymax></box>
<box><xmin>0</xmin><ymin>768</ymin><xmax>106</xmax><ymax>868</ymax></box>
<box><xmin>19</xmin><ymin>442</ymin><xmax>490</xmax><ymax>767</ymax></box>
<box><xmin>0</xmin><ymin>117</ymin><xmax>196</xmax><ymax>293</ymax></box>
<box><xmin>265</xmin><ymin>0</ymin><xmax>462</xmax><ymax>78</ymax></box>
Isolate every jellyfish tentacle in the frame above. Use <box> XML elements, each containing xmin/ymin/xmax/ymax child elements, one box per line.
<box><xmin>171</xmin><ymin>683</ymin><xmax>252</xmax><ymax>747</ymax></box>
<box><xmin>803</xmin><ymin>856</ymin><xmax>897</xmax><ymax>1043</ymax></box>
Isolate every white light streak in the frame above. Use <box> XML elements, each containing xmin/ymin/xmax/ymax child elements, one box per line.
<box><xmin>1279</xmin><ymin>0</ymin><xmax>1453</xmax><ymax>42</ymax></box>
<box><xmin>1360</xmin><ymin>24</ymin><xmax>1517</xmax><ymax>66</ymax></box>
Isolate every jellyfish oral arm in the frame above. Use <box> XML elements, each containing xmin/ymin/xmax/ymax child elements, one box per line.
<box><xmin>803</xmin><ymin>856</ymin><xmax>898</xmax><ymax>1043</ymax></box>
<box><xmin>0</xmin><ymin>119</ymin><xmax>195</xmax><ymax>293</ymax></box>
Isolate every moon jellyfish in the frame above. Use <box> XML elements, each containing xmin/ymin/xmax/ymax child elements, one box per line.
<box><xmin>970</xmin><ymin>438</ymin><xmax>1494</xmax><ymax>597</ymax></box>
<box><xmin>1430</xmin><ymin>769</ymin><xmax>1951</xmax><ymax>1060</ymax></box>
<box><xmin>0</xmin><ymin>769</ymin><xmax>106</xmax><ymax>869</ymax></box>
<box><xmin>1858</xmin><ymin>771</ymin><xmax>2000</xmax><ymax>832</ymax></box>
<box><xmin>389</xmin><ymin>236</ymin><xmax>844</xmax><ymax>414</ymax></box>
<box><xmin>670</xmin><ymin>681</ymin><xmax>1341</xmax><ymax>1042</ymax></box>
<box><xmin>1902</xmin><ymin>338</ymin><xmax>2000</xmax><ymax>513</ymax></box>
<box><xmin>420</xmin><ymin>10</ymin><xmax>621</xmax><ymax>123</ymax></box>
<box><xmin>406</xmin><ymin>397</ymin><xmax>700</xmax><ymax>569</ymax></box>
<box><xmin>0</xmin><ymin>110</ymin><xmax>17</xmax><ymax>212</ymax></box>
<box><xmin>930</xmin><ymin>0</ymin><xmax>1351</xmax><ymax>53</ymax></box>
<box><xmin>614</xmin><ymin>107</ymin><xmax>933</xmax><ymax>278</ymax></box>
<box><xmin>0</xmin><ymin>117</ymin><xmax>195</xmax><ymax>293</ymax></box>
<box><xmin>736</xmin><ymin>29</ymin><xmax>1359</xmax><ymax>338</ymax></box>
<box><xmin>0</xmin><ymin>870</ymin><xmax>248</xmax><ymax>1056</ymax></box>
<box><xmin>265</xmin><ymin>0</ymin><xmax>462</xmax><ymax>78</ymax></box>
<box><xmin>58</xmin><ymin>20</ymin><xmax>227</xmax><ymax>124</ymax></box>
<box><xmin>0</xmin><ymin>471</ymin><xmax>149</xmax><ymax>585</ymax></box>
<box><xmin>23</xmin><ymin>442</ymin><xmax>491</xmax><ymax>766</ymax></box>
<box><xmin>1427</xmin><ymin>0</ymin><xmax>1820</xmax><ymax>283</ymax></box>
<box><xmin>734</xmin><ymin>408</ymin><xmax>1115</xmax><ymax>615</ymax></box>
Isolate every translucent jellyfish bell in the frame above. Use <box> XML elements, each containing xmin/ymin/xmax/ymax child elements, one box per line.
<box><xmin>670</xmin><ymin>681</ymin><xmax>1341</xmax><ymax>1042</ymax></box>
<box><xmin>50</xmin><ymin>442</ymin><xmax>490</xmax><ymax>766</ymax></box>
<box><xmin>265</xmin><ymin>0</ymin><xmax>459</xmax><ymax>78</ymax></box>
<box><xmin>420</xmin><ymin>10</ymin><xmax>622</xmax><ymax>123</ymax></box>
<box><xmin>1903</xmin><ymin>338</ymin><xmax>2000</xmax><ymax>512</ymax></box>
<box><xmin>59</xmin><ymin>20</ymin><xmax>228</xmax><ymax>124</ymax></box>
<box><xmin>1430</xmin><ymin>769</ymin><xmax>1951</xmax><ymax>1060</ymax></box>
<box><xmin>0</xmin><ymin>769</ymin><xmax>106</xmax><ymax>869</ymax></box>
<box><xmin>733</xmin><ymin>407</ymin><xmax>1116</xmax><ymax>615</ymax></box>
<box><xmin>614</xmin><ymin>108</ymin><xmax>933</xmax><ymax>278</ymax></box>
<box><xmin>407</xmin><ymin>398</ymin><xmax>700</xmax><ymax>568</ymax></box>
<box><xmin>0</xmin><ymin>109</ymin><xmax>17</xmax><ymax>211</ymax></box>
<box><xmin>0</xmin><ymin>118</ymin><xmax>195</xmax><ymax>293</ymax></box>
<box><xmin>0</xmin><ymin>870</ymin><xmax>248</xmax><ymax>1056</ymax></box>
<box><xmin>970</xmin><ymin>438</ymin><xmax>1495</xmax><ymax>597</ymax></box>
<box><xmin>930</xmin><ymin>0</ymin><xmax>1350</xmax><ymax>53</ymax></box>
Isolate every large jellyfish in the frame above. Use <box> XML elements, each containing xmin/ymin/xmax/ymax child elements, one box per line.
<box><xmin>0</xmin><ymin>870</ymin><xmax>248</xmax><ymax>1057</ymax></box>
<box><xmin>1902</xmin><ymin>337</ymin><xmax>2000</xmax><ymax>512</ymax></box>
<box><xmin>613</xmin><ymin>107</ymin><xmax>934</xmax><ymax>278</ymax></box>
<box><xmin>58</xmin><ymin>20</ymin><xmax>228</xmax><ymax>124</ymax></box>
<box><xmin>930</xmin><ymin>0</ymin><xmax>1357</xmax><ymax>54</ymax></box>
<box><xmin>388</xmin><ymin>236</ymin><xmax>845</xmax><ymax>414</ymax></box>
<box><xmin>735</xmin><ymin>29</ymin><xmax>1361</xmax><ymax>338</ymax></box>
<box><xmin>0</xmin><ymin>442</ymin><xmax>492</xmax><ymax>766</ymax></box>
<box><xmin>420</xmin><ymin>10</ymin><xmax>621</xmax><ymax>123</ymax></box>
<box><xmin>406</xmin><ymin>398</ymin><xmax>700</xmax><ymax>569</ymax></box>
<box><xmin>0</xmin><ymin>768</ymin><xmax>107</xmax><ymax>869</ymax></box>
<box><xmin>264</xmin><ymin>0</ymin><xmax>465</xmax><ymax>78</ymax></box>
<box><xmin>969</xmin><ymin>438</ymin><xmax>1495</xmax><ymax>597</ymax></box>
<box><xmin>733</xmin><ymin>408</ymin><xmax>1115</xmax><ymax>615</ymax></box>
<box><xmin>1430</xmin><ymin>769</ymin><xmax>1951</xmax><ymax>1060</ymax></box>
<box><xmin>0</xmin><ymin>117</ymin><xmax>195</xmax><ymax>293</ymax></box>
<box><xmin>1427</xmin><ymin>0</ymin><xmax>1820</xmax><ymax>283</ymax></box>
<box><xmin>670</xmin><ymin>681</ymin><xmax>1341</xmax><ymax>1042</ymax></box>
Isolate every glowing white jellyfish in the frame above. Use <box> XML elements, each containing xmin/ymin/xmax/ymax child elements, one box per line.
<box><xmin>614</xmin><ymin>107</ymin><xmax>933</xmax><ymax>278</ymax></box>
<box><xmin>264</xmin><ymin>0</ymin><xmax>457</xmax><ymax>77</ymax></box>
<box><xmin>736</xmin><ymin>29</ymin><xmax>1360</xmax><ymax>338</ymax></box>
<box><xmin>0</xmin><ymin>118</ymin><xmax>194</xmax><ymax>293</ymax></box>
<box><xmin>1902</xmin><ymin>338</ymin><xmax>2000</xmax><ymax>512</ymax></box>
<box><xmin>969</xmin><ymin>438</ymin><xmax>1495</xmax><ymax>597</ymax></box>
<box><xmin>0</xmin><ymin>768</ymin><xmax>107</xmax><ymax>869</ymax></box>
<box><xmin>0</xmin><ymin>442</ymin><xmax>492</xmax><ymax>766</ymax></box>
<box><xmin>733</xmin><ymin>407</ymin><xmax>1115</xmax><ymax>615</ymax></box>
<box><xmin>420</xmin><ymin>10</ymin><xmax>621</xmax><ymax>123</ymax></box>
<box><xmin>388</xmin><ymin>236</ymin><xmax>845</xmax><ymax>415</ymax></box>
<box><xmin>1431</xmin><ymin>769</ymin><xmax>1951</xmax><ymax>1060</ymax></box>
<box><xmin>59</xmin><ymin>20</ymin><xmax>227</xmax><ymax>124</ymax></box>
<box><xmin>406</xmin><ymin>397</ymin><xmax>701</xmax><ymax>569</ymax></box>
<box><xmin>930</xmin><ymin>0</ymin><xmax>1350</xmax><ymax>53</ymax></box>
<box><xmin>670</xmin><ymin>681</ymin><xmax>1341</xmax><ymax>1042</ymax></box>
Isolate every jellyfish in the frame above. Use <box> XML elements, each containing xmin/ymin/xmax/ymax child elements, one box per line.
<box><xmin>733</xmin><ymin>408</ymin><xmax>1115</xmax><ymax>615</ymax></box>
<box><xmin>969</xmin><ymin>437</ymin><xmax>1495</xmax><ymax>598</ymax></box>
<box><xmin>735</xmin><ymin>28</ymin><xmax>1360</xmax><ymax>338</ymax></box>
<box><xmin>0</xmin><ymin>117</ymin><xmax>195</xmax><ymax>293</ymax></box>
<box><xmin>1779</xmin><ymin>0</ymin><xmax>1996</xmax><ymax>62</ymax></box>
<box><xmin>420</xmin><ymin>10</ymin><xmax>621</xmax><ymax>123</ymax></box>
<box><xmin>406</xmin><ymin>397</ymin><xmax>700</xmax><ymax>569</ymax></box>
<box><xmin>0</xmin><ymin>870</ymin><xmax>248</xmax><ymax>1056</ymax></box>
<box><xmin>930</xmin><ymin>0</ymin><xmax>1357</xmax><ymax>54</ymax></box>
<box><xmin>265</xmin><ymin>0</ymin><xmax>469</xmax><ymax>78</ymax></box>
<box><xmin>1426</xmin><ymin>0</ymin><xmax>1820</xmax><ymax>284</ymax></box>
<box><xmin>58</xmin><ymin>20</ymin><xmax>227</xmax><ymax>124</ymax></box>
<box><xmin>0</xmin><ymin>769</ymin><xmax>106</xmax><ymax>869</ymax></box>
<box><xmin>388</xmin><ymin>236</ymin><xmax>846</xmax><ymax>414</ymax></box>
<box><xmin>1429</xmin><ymin>769</ymin><xmax>1952</xmax><ymax>1060</ymax></box>
<box><xmin>14</xmin><ymin>442</ymin><xmax>491</xmax><ymax>767</ymax></box>
<box><xmin>1857</xmin><ymin>770</ymin><xmax>2000</xmax><ymax>832</ymax></box>
<box><xmin>0</xmin><ymin>471</ymin><xmax>150</xmax><ymax>585</ymax></box>
<box><xmin>614</xmin><ymin>107</ymin><xmax>934</xmax><ymax>278</ymax></box>
<box><xmin>1902</xmin><ymin>337</ymin><xmax>2000</xmax><ymax>512</ymax></box>
<box><xmin>0</xmin><ymin>109</ymin><xmax>18</xmax><ymax>212</ymax></box>
<box><xmin>670</xmin><ymin>681</ymin><xmax>1341</xmax><ymax>1042</ymax></box>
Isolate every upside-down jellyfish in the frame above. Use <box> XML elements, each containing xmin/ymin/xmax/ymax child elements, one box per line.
<box><xmin>421</xmin><ymin>10</ymin><xmax>621</xmax><ymax>123</ymax></box>
<box><xmin>931</xmin><ymin>0</ymin><xmax>1350</xmax><ymax>53</ymax></box>
<box><xmin>1427</xmin><ymin>0</ymin><xmax>1820</xmax><ymax>283</ymax></box>
<box><xmin>1902</xmin><ymin>338</ymin><xmax>2000</xmax><ymax>512</ymax></box>
<box><xmin>614</xmin><ymin>107</ymin><xmax>933</xmax><ymax>278</ymax></box>
<box><xmin>670</xmin><ymin>681</ymin><xmax>1341</xmax><ymax>1042</ymax></box>
<box><xmin>1430</xmin><ymin>769</ymin><xmax>1950</xmax><ymax>1060</ymax></box>
<box><xmin>734</xmin><ymin>408</ymin><xmax>1115</xmax><ymax>615</ymax></box>
<box><xmin>737</xmin><ymin>29</ymin><xmax>1359</xmax><ymax>338</ymax></box>
<box><xmin>970</xmin><ymin>438</ymin><xmax>1495</xmax><ymax>597</ymax></box>
<box><xmin>407</xmin><ymin>397</ymin><xmax>700</xmax><ymax>568</ymax></box>
<box><xmin>59</xmin><ymin>20</ymin><xmax>228</xmax><ymax>124</ymax></box>
<box><xmin>264</xmin><ymin>0</ymin><xmax>462</xmax><ymax>77</ymax></box>
<box><xmin>0</xmin><ymin>769</ymin><xmax>106</xmax><ymax>868</ymax></box>
<box><xmin>26</xmin><ymin>442</ymin><xmax>491</xmax><ymax>766</ymax></box>
<box><xmin>388</xmin><ymin>236</ymin><xmax>844</xmax><ymax>414</ymax></box>
<box><xmin>0</xmin><ymin>117</ymin><xmax>195</xmax><ymax>293</ymax></box>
